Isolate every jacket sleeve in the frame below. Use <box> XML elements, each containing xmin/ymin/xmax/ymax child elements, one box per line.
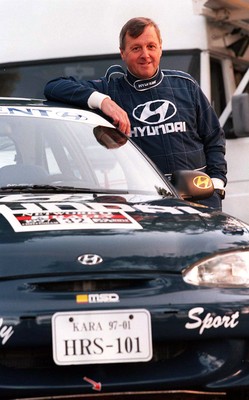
<box><xmin>195</xmin><ymin>85</ymin><xmax>227</xmax><ymax>186</ymax></box>
<box><xmin>44</xmin><ymin>76</ymin><xmax>109</xmax><ymax>108</ymax></box>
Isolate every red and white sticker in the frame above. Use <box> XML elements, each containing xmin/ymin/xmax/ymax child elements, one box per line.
<box><xmin>0</xmin><ymin>205</ymin><xmax>142</xmax><ymax>232</ymax></box>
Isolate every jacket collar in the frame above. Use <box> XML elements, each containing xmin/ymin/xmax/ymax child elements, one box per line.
<box><xmin>125</xmin><ymin>68</ymin><xmax>163</xmax><ymax>91</ymax></box>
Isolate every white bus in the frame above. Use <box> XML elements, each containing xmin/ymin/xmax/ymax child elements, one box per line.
<box><xmin>1</xmin><ymin>0</ymin><xmax>249</xmax><ymax>222</ymax></box>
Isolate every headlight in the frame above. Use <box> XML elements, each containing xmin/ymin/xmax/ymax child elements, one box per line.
<box><xmin>183</xmin><ymin>250</ymin><xmax>249</xmax><ymax>287</ymax></box>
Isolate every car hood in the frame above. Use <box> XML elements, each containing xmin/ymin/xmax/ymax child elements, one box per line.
<box><xmin>0</xmin><ymin>193</ymin><xmax>248</xmax><ymax>279</ymax></box>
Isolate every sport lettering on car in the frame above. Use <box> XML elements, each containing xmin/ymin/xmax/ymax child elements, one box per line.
<box><xmin>0</xmin><ymin>199</ymin><xmax>203</xmax><ymax>232</ymax></box>
<box><xmin>0</xmin><ymin>318</ymin><xmax>14</xmax><ymax>345</ymax></box>
<box><xmin>185</xmin><ymin>307</ymin><xmax>240</xmax><ymax>335</ymax></box>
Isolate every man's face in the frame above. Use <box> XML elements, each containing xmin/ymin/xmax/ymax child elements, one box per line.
<box><xmin>120</xmin><ymin>25</ymin><xmax>162</xmax><ymax>79</ymax></box>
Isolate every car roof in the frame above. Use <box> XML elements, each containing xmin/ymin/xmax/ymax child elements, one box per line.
<box><xmin>0</xmin><ymin>97</ymin><xmax>115</xmax><ymax>127</ymax></box>
<box><xmin>0</xmin><ymin>97</ymin><xmax>81</xmax><ymax>107</ymax></box>
<box><xmin>0</xmin><ymin>97</ymin><xmax>46</xmax><ymax>107</ymax></box>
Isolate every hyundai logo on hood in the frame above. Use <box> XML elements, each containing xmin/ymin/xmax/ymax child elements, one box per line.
<box><xmin>133</xmin><ymin>100</ymin><xmax>177</xmax><ymax>125</ymax></box>
<box><xmin>78</xmin><ymin>254</ymin><xmax>103</xmax><ymax>265</ymax></box>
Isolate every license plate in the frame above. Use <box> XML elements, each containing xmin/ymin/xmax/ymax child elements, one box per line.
<box><xmin>52</xmin><ymin>309</ymin><xmax>152</xmax><ymax>365</ymax></box>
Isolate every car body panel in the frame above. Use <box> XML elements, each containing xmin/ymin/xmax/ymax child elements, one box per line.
<box><xmin>0</xmin><ymin>99</ymin><xmax>249</xmax><ymax>399</ymax></box>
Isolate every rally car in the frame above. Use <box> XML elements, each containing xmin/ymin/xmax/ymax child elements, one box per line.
<box><xmin>0</xmin><ymin>98</ymin><xmax>249</xmax><ymax>400</ymax></box>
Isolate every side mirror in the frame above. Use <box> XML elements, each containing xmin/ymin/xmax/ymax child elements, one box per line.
<box><xmin>171</xmin><ymin>170</ymin><xmax>214</xmax><ymax>201</ymax></box>
<box><xmin>232</xmin><ymin>93</ymin><xmax>249</xmax><ymax>137</ymax></box>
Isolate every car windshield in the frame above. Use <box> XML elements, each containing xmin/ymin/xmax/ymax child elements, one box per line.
<box><xmin>0</xmin><ymin>112</ymin><xmax>173</xmax><ymax>197</ymax></box>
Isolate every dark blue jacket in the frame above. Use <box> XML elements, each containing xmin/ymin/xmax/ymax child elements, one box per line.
<box><xmin>44</xmin><ymin>66</ymin><xmax>227</xmax><ymax>185</ymax></box>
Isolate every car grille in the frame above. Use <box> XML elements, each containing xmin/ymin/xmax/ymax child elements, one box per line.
<box><xmin>0</xmin><ymin>342</ymin><xmax>186</xmax><ymax>369</ymax></box>
<box><xmin>30</xmin><ymin>278</ymin><xmax>161</xmax><ymax>292</ymax></box>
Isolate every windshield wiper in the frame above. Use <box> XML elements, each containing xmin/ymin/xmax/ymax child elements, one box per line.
<box><xmin>156</xmin><ymin>186</ymin><xmax>175</xmax><ymax>198</ymax></box>
<box><xmin>0</xmin><ymin>184</ymin><xmax>129</xmax><ymax>194</ymax></box>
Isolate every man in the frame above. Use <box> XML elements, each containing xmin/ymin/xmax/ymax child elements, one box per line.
<box><xmin>44</xmin><ymin>17</ymin><xmax>227</xmax><ymax>209</ymax></box>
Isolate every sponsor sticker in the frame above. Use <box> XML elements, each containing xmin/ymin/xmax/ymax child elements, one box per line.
<box><xmin>0</xmin><ymin>196</ymin><xmax>205</xmax><ymax>232</ymax></box>
<box><xmin>76</xmin><ymin>293</ymin><xmax>120</xmax><ymax>303</ymax></box>
<box><xmin>0</xmin><ymin>205</ymin><xmax>142</xmax><ymax>232</ymax></box>
<box><xmin>0</xmin><ymin>106</ymin><xmax>89</xmax><ymax>122</ymax></box>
